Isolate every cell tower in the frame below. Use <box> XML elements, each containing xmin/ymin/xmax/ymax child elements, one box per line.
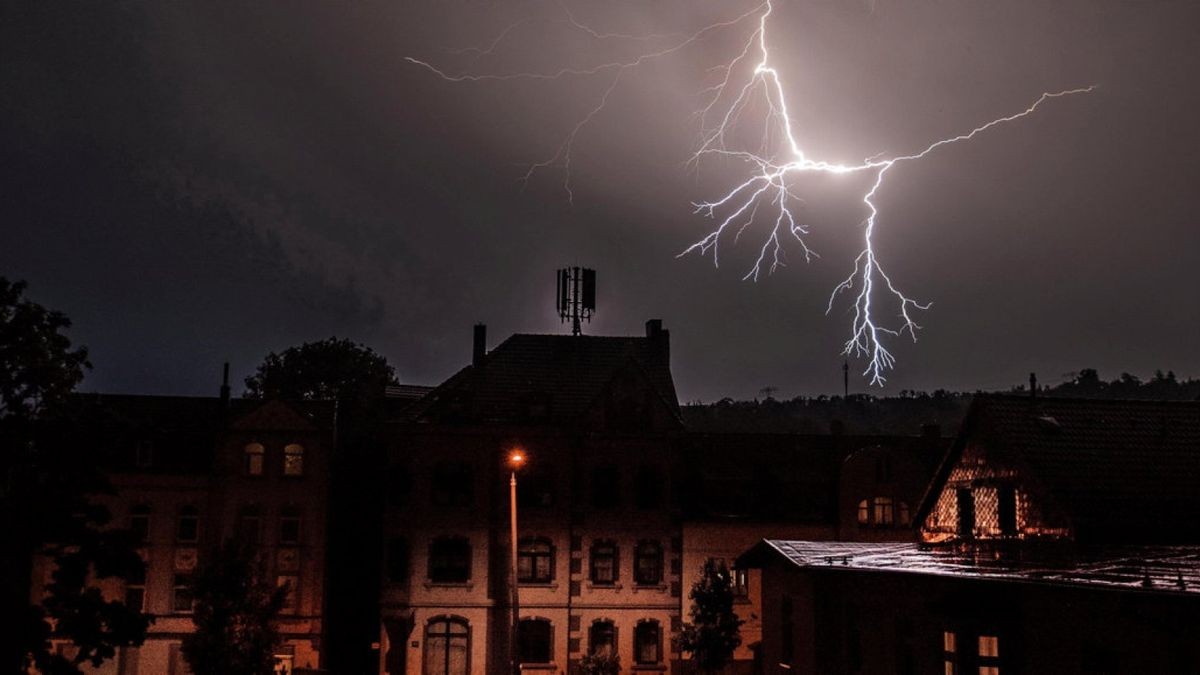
<box><xmin>556</xmin><ymin>267</ymin><xmax>595</xmax><ymax>336</ymax></box>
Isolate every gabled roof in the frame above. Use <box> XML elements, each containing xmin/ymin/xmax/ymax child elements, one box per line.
<box><xmin>739</xmin><ymin>539</ymin><xmax>1200</xmax><ymax>597</ymax></box>
<box><xmin>400</xmin><ymin>333</ymin><xmax>680</xmax><ymax>427</ymax></box>
<box><xmin>917</xmin><ymin>394</ymin><xmax>1200</xmax><ymax>544</ymax></box>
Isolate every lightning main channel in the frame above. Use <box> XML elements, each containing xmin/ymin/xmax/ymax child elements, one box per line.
<box><xmin>406</xmin><ymin>0</ymin><xmax>1094</xmax><ymax>385</ymax></box>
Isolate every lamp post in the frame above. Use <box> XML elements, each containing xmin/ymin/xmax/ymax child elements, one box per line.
<box><xmin>507</xmin><ymin>448</ymin><xmax>526</xmax><ymax>675</ymax></box>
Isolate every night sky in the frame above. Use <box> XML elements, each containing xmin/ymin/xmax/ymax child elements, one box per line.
<box><xmin>3</xmin><ymin>1</ymin><xmax>1198</xmax><ymax>402</ymax></box>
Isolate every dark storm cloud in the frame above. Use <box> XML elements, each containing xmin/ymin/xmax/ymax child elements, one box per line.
<box><xmin>2</xmin><ymin>0</ymin><xmax>1198</xmax><ymax>400</ymax></box>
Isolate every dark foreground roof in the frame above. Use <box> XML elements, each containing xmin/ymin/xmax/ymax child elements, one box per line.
<box><xmin>919</xmin><ymin>394</ymin><xmax>1200</xmax><ymax>543</ymax></box>
<box><xmin>400</xmin><ymin>333</ymin><xmax>678</xmax><ymax>426</ymax></box>
<box><xmin>741</xmin><ymin>540</ymin><xmax>1200</xmax><ymax>597</ymax></box>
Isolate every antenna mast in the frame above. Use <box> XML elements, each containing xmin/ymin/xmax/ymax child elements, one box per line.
<box><xmin>556</xmin><ymin>267</ymin><xmax>596</xmax><ymax>336</ymax></box>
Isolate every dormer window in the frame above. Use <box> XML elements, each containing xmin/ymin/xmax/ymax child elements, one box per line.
<box><xmin>244</xmin><ymin>443</ymin><xmax>265</xmax><ymax>476</ymax></box>
<box><xmin>283</xmin><ymin>444</ymin><xmax>305</xmax><ymax>477</ymax></box>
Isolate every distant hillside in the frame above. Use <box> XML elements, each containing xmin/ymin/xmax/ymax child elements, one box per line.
<box><xmin>681</xmin><ymin>369</ymin><xmax>1199</xmax><ymax>436</ymax></box>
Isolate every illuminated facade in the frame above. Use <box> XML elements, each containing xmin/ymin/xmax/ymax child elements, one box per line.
<box><xmin>29</xmin><ymin>395</ymin><xmax>334</xmax><ymax>674</ymax></box>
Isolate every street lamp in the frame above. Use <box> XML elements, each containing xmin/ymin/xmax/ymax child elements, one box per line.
<box><xmin>507</xmin><ymin>448</ymin><xmax>526</xmax><ymax>675</ymax></box>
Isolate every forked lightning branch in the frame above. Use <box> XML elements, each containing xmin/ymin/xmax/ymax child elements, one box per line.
<box><xmin>406</xmin><ymin>0</ymin><xmax>1094</xmax><ymax>385</ymax></box>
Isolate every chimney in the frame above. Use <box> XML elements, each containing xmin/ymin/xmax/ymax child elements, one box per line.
<box><xmin>645</xmin><ymin>319</ymin><xmax>669</xmax><ymax>364</ymax></box>
<box><xmin>473</xmin><ymin>324</ymin><xmax>487</xmax><ymax>368</ymax></box>
<box><xmin>219</xmin><ymin>362</ymin><xmax>231</xmax><ymax>407</ymax></box>
<box><xmin>1029</xmin><ymin>372</ymin><xmax>1038</xmax><ymax>399</ymax></box>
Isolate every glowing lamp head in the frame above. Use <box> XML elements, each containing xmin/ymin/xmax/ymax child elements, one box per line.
<box><xmin>507</xmin><ymin>449</ymin><xmax>526</xmax><ymax>469</ymax></box>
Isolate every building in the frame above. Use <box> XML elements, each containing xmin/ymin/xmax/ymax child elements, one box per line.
<box><xmin>30</xmin><ymin>392</ymin><xmax>335</xmax><ymax>674</ymax></box>
<box><xmin>742</xmin><ymin>394</ymin><xmax>1200</xmax><ymax>674</ymax></box>
<box><xmin>379</xmin><ymin>322</ymin><xmax>945</xmax><ymax>675</ymax></box>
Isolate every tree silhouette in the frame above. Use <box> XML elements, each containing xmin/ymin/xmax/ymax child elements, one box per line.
<box><xmin>182</xmin><ymin>543</ymin><xmax>286</xmax><ymax>675</ymax></box>
<box><xmin>244</xmin><ymin>337</ymin><xmax>398</xmax><ymax>405</ymax></box>
<box><xmin>678</xmin><ymin>558</ymin><xmax>743</xmax><ymax>674</ymax></box>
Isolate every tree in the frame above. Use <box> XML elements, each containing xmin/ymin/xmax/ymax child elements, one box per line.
<box><xmin>182</xmin><ymin>543</ymin><xmax>286</xmax><ymax>675</ymax></box>
<box><xmin>578</xmin><ymin>652</ymin><xmax>620</xmax><ymax>675</ymax></box>
<box><xmin>678</xmin><ymin>559</ymin><xmax>743</xmax><ymax>674</ymax></box>
<box><xmin>244</xmin><ymin>337</ymin><xmax>398</xmax><ymax>405</ymax></box>
<box><xmin>1</xmin><ymin>277</ymin><xmax>149</xmax><ymax>674</ymax></box>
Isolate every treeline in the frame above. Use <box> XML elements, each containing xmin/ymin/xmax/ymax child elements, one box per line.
<box><xmin>682</xmin><ymin>369</ymin><xmax>1199</xmax><ymax>436</ymax></box>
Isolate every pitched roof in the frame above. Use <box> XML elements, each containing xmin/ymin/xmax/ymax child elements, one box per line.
<box><xmin>400</xmin><ymin>333</ymin><xmax>680</xmax><ymax>426</ymax></box>
<box><xmin>740</xmin><ymin>539</ymin><xmax>1200</xmax><ymax>597</ymax></box>
<box><xmin>918</xmin><ymin>394</ymin><xmax>1200</xmax><ymax>543</ymax></box>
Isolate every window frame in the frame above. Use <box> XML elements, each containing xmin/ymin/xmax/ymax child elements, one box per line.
<box><xmin>589</xmin><ymin>540</ymin><xmax>619</xmax><ymax>585</ymax></box>
<box><xmin>282</xmin><ymin>443</ymin><xmax>305</xmax><ymax>477</ymax></box>
<box><xmin>516</xmin><ymin>617</ymin><xmax>554</xmax><ymax>665</ymax></box>
<box><xmin>517</xmin><ymin>537</ymin><xmax>555</xmax><ymax>584</ymax></box>
<box><xmin>279</xmin><ymin>506</ymin><xmax>302</xmax><ymax>545</ymax></box>
<box><xmin>244</xmin><ymin>442</ymin><xmax>265</xmax><ymax>476</ymax></box>
<box><xmin>634</xmin><ymin>620</ymin><xmax>662</xmax><ymax>665</ymax></box>
<box><xmin>633</xmin><ymin>540</ymin><xmax>663</xmax><ymax>586</ymax></box>
<box><xmin>428</xmin><ymin>536</ymin><xmax>472</xmax><ymax>584</ymax></box>
<box><xmin>588</xmin><ymin>619</ymin><xmax>616</xmax><ymax>657</ymax></box>
<box><xmin>176</xmin><ymin>505</ymin><xmax>199</xmax><ymax>544</ymax></box>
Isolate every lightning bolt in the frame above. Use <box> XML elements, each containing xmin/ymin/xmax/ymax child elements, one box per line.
<box><xmin>407</xmin><ymin>0</ymin><xmax>1094</xmax><ymax>385</ymax></box>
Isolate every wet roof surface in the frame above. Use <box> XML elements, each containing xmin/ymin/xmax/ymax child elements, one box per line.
<box><xmin>761</xmin><ymin>540</ymin><xmax>1200</xmax><ymax>595</ymax></box>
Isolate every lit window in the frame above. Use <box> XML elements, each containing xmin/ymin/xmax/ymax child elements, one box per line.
<box><xmin>518</xmin><ymin>538</ymin><xmax>554</xmax><ymax>584</ymax></box>
<box><xmin>429</xmin><ymin>537</ymin><xmax>471</xmax><ymax>583</ymax></box>
<box><xmin>732</xmin><ymin>567</ymin><xmax>749</xmax><ymax>596</ymax></box>
<box><xmin>282</xmin><ymin>444</ymin><xmax>304</xmax><ymax>476</ymax></box>
<box><xmin>590</xmin><ymin>540</ymin><xmax>618</xmax><ymax>585</ymax></box>
<box><xmin>857</xmin><ymin>499</ymin><xmax>870</xmax><ymax>525</ymax></box>
<box><xmin>517</xmin><ymin>618</ymin><xmax>553</xmax><ymax>664</ymax></box>
<box><xmin>634</xmin><ymin>620</ymin><xmax>661</xmax><ymax>664</ymax></box>
<box><xmin>276</xmin><ymin>574</ymin><xmax>299</xmax><ymax>614</ymax></box>
<box><xmin>978</xmin><ymin>634</ymin><xmax>1001</xmax><ymax>674</ymax></box>
<box><xmin>874</xmin><ymin>496</ymin><xmax>895</xmax><ymax>526</ymax></box>
<box><xmin>176</xmin><ymin>506</ymin><xmax>199</xmax><ymax>543</ymax></box>
<box><xmin>634</xmin><ymin>540</ymin><xmax>663</xmax><ymax>585</ymax></box>
<box><xmin>589</xmin><ymin>620</ymin><xmax>615</xmax><ymax>656</ymax></box>
<box><xmin>943</xmin><ymin>630</ymin><xmax>957</xmax><ymax>675</ymax></box>
<box><xmin>279</xmin><ymin>506</ymin><xmax>302</xmax><ymax>545</ymax></box>
<box><xmin>244</xmin><ymin>442</ymin><xmax>265</xmax><ymax>476</ymax></box>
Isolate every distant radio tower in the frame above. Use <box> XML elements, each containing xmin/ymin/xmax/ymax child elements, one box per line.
<box><xmin>556</xmin><ymin>267</ymin><xmax>596</xmax><ymax>336</ymax></box>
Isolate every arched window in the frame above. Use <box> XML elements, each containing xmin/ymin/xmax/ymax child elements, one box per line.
<box><xmin>282</xmin><ymin>444</ymin><xmax>305</xmax><ymax>476</ymax></box>
<box><xmin>634</xmin><ymin>620</ymin><xmax>661</xmax><ymax>664</ymax></box>
<box><xmin>634</xmin><ymin>540</ymin><xmax>663</xmax><ymax>585</ymax></box>
<box><xmin>517</xmin><ymin>537</ymin><xmax>554</xmax><ymax>583</ymax></box>
<box><xmin>130</xmin><ymin>504</ymin><xmax>152</xmax><ymax>543</ymax></box>
<box><xmin>857</xmin><ymin>499</ymin><xmax>870</xmax><ymax>525</ymax></box>
<box><xmin>177</xmin><ymin>505</ymin><xmax>199</xmax><ymax>543</ymax></box>
<box><xmin>424</xmin><ymin>616</ymin><xmax>469</xmax><ymax>675</ymax></box>
<box><xmin>589</xmin><ymin>540</ymin><xmax>618</xmax><ymax>585</ymax></box>
<box><xmin>244</xmin><ymin>442</ymin><xmax>265</xmax><ymax>476</ymax></box>
<box><xmin>589</xmin><ymin>620</ymin><xmax>616</xmax><ymax>656</ymax></box>
<box><xmin>517</xmin><ymin>618</ymin><xmax>553</xmax><ymax>665</ymax></box>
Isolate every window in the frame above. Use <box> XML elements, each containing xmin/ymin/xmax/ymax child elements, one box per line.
<box><xmin>177</xmin><ymin>506</ymin><xmax>199</xmax><ymax>543</ymax></box>
<box><xmin>898</xmin><ymin>500</ymin><xmax>911</xmax><ymax>527</ymax></box>
<box><xmin>634</xmin><ymin>464</ymin><xmax>664</xmax><ymax>509</ymax></box>
<box><xmin>237</xmin><ymin>505</ymin><xmax>261</xmax><ymax>547</ymax></box>
<box><xmin>589</xmin><ymin>620</ymin><xmax>616</xmax><ymax>656</ymax></box>
<box><xmin>732</xmin><ymin>567</ymin><xmax>749</xmax><ymax>597</ymax></box>
<box><xmin>634</xmin><ymin>620</ymin><xmax>661</xmax><ymax>664</ymax></box>
<box><xmin>957</xmin><ymin>489</ymin><xmax>975</xmax><ymax>539</ymax></box>
<box><xmin>386</xmin><ymin>537</ymin><xmax>410</xmax><ymax>582</ymax></box>
<box><xmin>857</xmin><ymin>499</ymin><xmax>870</xmax><ymax>525</ymax></box>
<box><xmin>634</xmin><ymin>540</ymin><xmax>663</xmax><ymax>585</ymax></box>
<box><xmin>173</xmin><ymin>574</ymin><xmax>194</xmax><ymax>613</ymax></box>
<box><xmin>874</xmin><ymin>496</ymin><xmax>895</xmax><ymax>526</ymax></box>
<box><xmin>978</xmin><ymin>635</ymin><xmax>1000</xmax><ymax>675</ymax></box>
<box><xmin>518</xmin><ymin>538</ymin><xmax>554</xmax><ymax>584</ymax></box>
<box><xmin>424</xmin><ymin>617</ymin><xmax>469</xmax><ymax>675</ymax></box>
<box><xmin>591</xmin><ymin>463</ymin><xmax>620</xmax><ymax>509</ymax></box>
<box><xmin>590</xmin><ymin>540</ymin><xmax>618</xmax><ymax>585</ymax></box>
<box><xmin>429</xmin><ymin>537</ymin><xmax>471</xmax><ymax>583</ymax></box>
<box><xmin>125</xmin><ymin>555</ymin><xmax>147</xmax><ymax>612</ymax></box>
<box><xmin>279</xmin><ymin>506</ymin><xmax>301</xmax><ymax>545</ymax></box>
<box><xmin>998</xmin><ymin>487</ymin><xmax>1017</xmax><ymax>536</ymax></box>
<box><xmin>517</xmin><ymin>465</ymin><xmax>555</xmax><ymax>508</ymax></box>
<box><xmin>943</xmin><ymin>631</ymin><xmax>957</xmax><ymax>675</ymax></box>
<box><xmin>244</xmin><ymin>442</ymin><xmax>265</xmax><ymax>476</ymax></box>
<box><xmin>130</xmin><ymin>504</ymin><xmax>151</xmax><ymax>543</ymax></box>
<box><xmin>135</xmin><ymin>440</ymin><xmax>154</xmax><ymax>468</ymax></box>
<box><xmin>282</xmin><ymin>444</ymin><xmax>304</xmax><ymax>476</ymax></box>
<box><xmin>517</xmin><ymin>618</ymin><xmax>553</xmax><ymax>664</ymax></box>
<box><xmin>276</xmin><ymin>575</ymin><xmax>299</xmax><ymax>614</ymax></box>
<box><xmin>432</xmin><ymin>462</ymin><xmax>473</xmax><ymax>507</ymax></box>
